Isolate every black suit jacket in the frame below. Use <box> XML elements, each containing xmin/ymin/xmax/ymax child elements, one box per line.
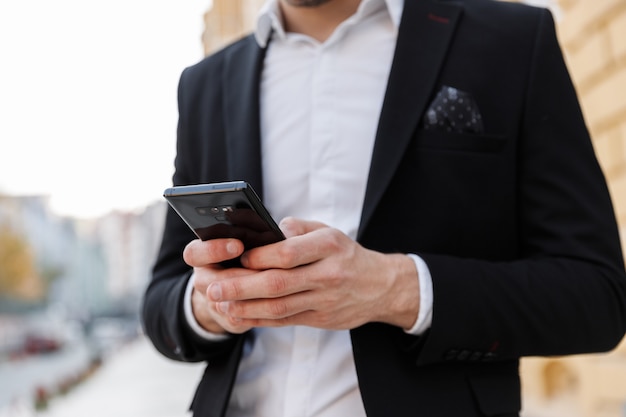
<box><xmin>142</xmin><ymin>0</ymin><xmax>626</xmax><ymax>416</ymax></box>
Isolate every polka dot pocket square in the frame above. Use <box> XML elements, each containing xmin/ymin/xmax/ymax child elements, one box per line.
<box><xmin>422</xmin><ymin>86</ymin><xmax>484</xmax><ymax>134</ymax></box>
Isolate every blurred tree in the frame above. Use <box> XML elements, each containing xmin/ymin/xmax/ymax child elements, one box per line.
<box><xmin>0</xmin><ymin>223</ymin><xmax>44</xmax><ymax>300</ymax></box>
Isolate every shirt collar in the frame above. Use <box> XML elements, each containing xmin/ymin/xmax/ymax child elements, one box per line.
<box><xmin>254</xmin><ymin>0</ymin><xmax>404</xmax><ymax>47</ymax></box>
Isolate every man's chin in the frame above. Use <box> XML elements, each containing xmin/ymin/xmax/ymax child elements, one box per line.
<box><xmin>283</xmin><ymin>0</ymin><xmax>333</xmax><ymax>7</ymax></box>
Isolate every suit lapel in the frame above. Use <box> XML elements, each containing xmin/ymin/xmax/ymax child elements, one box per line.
<box><xmin>223</xmin><ymin>37</ymin><xmax>268</xmax><ymax>199</ymax></box>
<box><xmin>358</xmin><ymin>0</ymin><xmax>463</xmax><ymax>239</ymax></box>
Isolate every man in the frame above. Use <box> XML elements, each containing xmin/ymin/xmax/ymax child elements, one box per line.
<box><xmin>142</xmin><ymin>0</ymin><xmax>626</xmax><ymax>416</ymax></box>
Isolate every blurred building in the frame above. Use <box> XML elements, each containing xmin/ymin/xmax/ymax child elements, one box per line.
<box><xmin>201</xmin><ymin>0</ymin><xmax>626</xmax><ymax>416</ymax></box>
<box><xmin>0</xmin><ymin>195</ymin><xmax>108</xmax><ymax>315</ymax></box>
<box><xmin>202</xmin><ymin>0</ymin><xmax>265</xmax><ymax>55</ymax></box>
<box><xmin>0</xmin><ymin>196</ymin><xmax>166</xmax><ymax>319</ymax></box>
<box><xmin>557</xmin><ymin>0</ymin><xmax>626</xmax><ymax>246</ymax></box>
<box><xmin>94</xmin><ymin>202</ymin><xmax>166</xmax><ymax>311</ymax></box>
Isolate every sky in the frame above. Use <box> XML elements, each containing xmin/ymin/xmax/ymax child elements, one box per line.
<box><xmin>0</xmin><ymin>0</ymin><xmax>212</xmax><ymax>219</ymax></box>
<box><xmin>0</xmin><ymin>0</ymin><xmax>559</xmax><ymax>220</ymax></box>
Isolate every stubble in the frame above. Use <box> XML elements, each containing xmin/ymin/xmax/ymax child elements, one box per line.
<box><xmin>283</xmin><ymin>0</ymin><xmax>333</xmax><ymax>6</ymax></box>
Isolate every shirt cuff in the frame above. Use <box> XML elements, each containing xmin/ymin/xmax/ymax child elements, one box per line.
<box><xmin>404</xmin><ymin>254</ymin><xmax>434</xmax><ymax>336</ymax></box>
<box><xmin>184</xmin><ymin>273</ymin><xmax>231</xmax><ymax>341</ymax></box>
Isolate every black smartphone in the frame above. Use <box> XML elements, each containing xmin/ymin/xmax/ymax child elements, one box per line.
<box><xmin>164</xmin><ymin>181</ymin><xmax>285</xmax><ymax>253</ymax></box>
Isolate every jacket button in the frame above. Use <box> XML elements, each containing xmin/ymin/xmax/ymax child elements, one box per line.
<box><xmin>457</xmin><ymin>350</ymin><xmax>471</xmax><ymax>361</ymax></box>
<box><xmin>444</xmin><ymin>349</ymin><xmax>459</xmax><ymax>361</ymax></box>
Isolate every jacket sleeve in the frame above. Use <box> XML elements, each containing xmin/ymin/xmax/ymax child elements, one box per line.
<box><xmin>141</xmin><ymin>63</ymin><xmax>245</xmax><ymax>363</ymax></box>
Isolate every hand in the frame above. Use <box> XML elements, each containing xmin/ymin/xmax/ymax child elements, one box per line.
<box><xmin>183</xmin><ymin>238</ymin><xmax>256</xmax><ymax>334</ymax></box>
<box><xmin>205</xmin><ymin>217</ymin><xmax>421</xmax><ymax>331</ymax></box>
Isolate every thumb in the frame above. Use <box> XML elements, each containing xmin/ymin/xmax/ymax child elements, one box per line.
<box><xmin>279</xmin><ymin>217</ymin><xmax>328</xmax><ymax>238</ymax></box>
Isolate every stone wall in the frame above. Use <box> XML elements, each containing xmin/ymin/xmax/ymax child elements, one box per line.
<box><xmin>202</xmin><ymin>0</ymin><xmax>265</xmax><ymax>55</ymax></box>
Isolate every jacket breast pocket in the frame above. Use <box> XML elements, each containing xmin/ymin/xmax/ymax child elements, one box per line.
<box><xmin>381</xmin><ymin>128</ymin><xmax>516</xmax><ymax>258</ymax></box>
<box><xmin>414</xmin><ymin>129</ymin><xmax>508</xmax><ymax>154</ymax></box>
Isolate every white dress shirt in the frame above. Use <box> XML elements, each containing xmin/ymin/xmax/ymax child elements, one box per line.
<box><xmin>183</xmin><ymin>0</ymin><xmax>434</xmax><ymax>415</ymax></box>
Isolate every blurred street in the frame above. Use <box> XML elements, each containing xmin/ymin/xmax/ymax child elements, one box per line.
<box><xmin>0</xmin><ymin>336</ymin><xmax>204</xmax><ymax>417</ymax></box>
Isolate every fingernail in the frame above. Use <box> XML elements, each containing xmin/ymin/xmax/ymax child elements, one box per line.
<box><xmin>208</xmin><ymin>283</ymin><xmax>222</xmax><ymax>301</ymax></box>
<box><xmin>217</xmin><ymin>301</ymin><xmax>230</xmax><ymax>314</ymax></box>
<box><xmin>279</xmin><ymin>217</ymin><xmax>297</xmax><ymax>238</ymax></box>
<box><xmin>226</xmin><ymin>241</ymin><xmax>239</xmax><ymax>255</ymax></box>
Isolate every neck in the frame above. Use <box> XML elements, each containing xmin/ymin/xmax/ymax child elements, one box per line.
<box><xmin>279</xmin><ymin>0</ymin><xmax>362</xmax><ymax>42</ymax></box>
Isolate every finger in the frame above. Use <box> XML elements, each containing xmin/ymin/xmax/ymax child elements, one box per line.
<box><xmin>278</xmin><ymin>217</ymin><xmax>327</xmax><ymax>238</ymax></box>
<box><xmin>216</xmin><ymin>291</ymin><xmax>313</xmax><ymax>321</ymax></box>
<box><xmin>183</xmin><ymin>238</ymin><xmax>244</xmax><ymax>267</ymax></box>
<box><xmin>243</xmin><ymin>226</ymin><xmax>343</xmax><ymax>270</ymax></box>
<box><xmin>193</xmin><ymin>265</ymin><xmax>251</xmax><ymax>294</ymax></box>
<box><xmin>207</xmin><ymin>268</ymin><xmax>310</xmax><ymax>302</ymax></box>
<box><xmin>240</xmin><ymin>218</ymin><xmax>331</xmax><ymax>270</ymax></box>
<box><xmin>218</xmin><ymin>304</ymin><xmax>346</xmax><ymax>330</ymax></box>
